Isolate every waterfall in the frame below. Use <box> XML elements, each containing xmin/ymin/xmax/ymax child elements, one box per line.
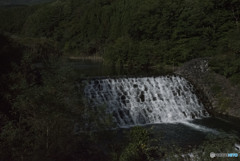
<box><xmin>84</xmin><ymin>76</ymin><xmax>209</xmax><ymax>127</ymax></box>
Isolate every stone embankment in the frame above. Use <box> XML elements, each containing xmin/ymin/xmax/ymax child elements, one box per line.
<box><xmin>175</xmin><ymin>58</ymin><xmax>240</xmax><ymax>118</ymax></box>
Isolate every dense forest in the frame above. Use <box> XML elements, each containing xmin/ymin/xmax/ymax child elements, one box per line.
<box><xmin>0</xmin><ymin>0</ymin><xmax>239</xmax><ymax>83</ymax></box>
<box><xmin>0</xmin><ymin>0</ymin><xmax>240</xmax><ymax>160</ymax></box>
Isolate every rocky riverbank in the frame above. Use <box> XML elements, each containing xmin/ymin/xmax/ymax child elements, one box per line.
<box><xmin>175</xmin><ymin>58</ymin><xmax>240</xmax><ymax>118</ymax></box>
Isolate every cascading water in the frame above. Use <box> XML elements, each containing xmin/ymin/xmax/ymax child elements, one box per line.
<box><xmin>84</xmin><ymin>76</ymin><xmax>209</xmax><ymax>127</ymax></box>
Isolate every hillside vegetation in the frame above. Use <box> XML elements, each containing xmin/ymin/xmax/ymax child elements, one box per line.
<box><xmin>1</xmin><ymin>0</ymin><xmax>240</xmax><ymax>160</ymax></box>
<box><xmin>0</xmin><ymin>0</ymin><xmax>239</xmax><ymax>84</ymax></box>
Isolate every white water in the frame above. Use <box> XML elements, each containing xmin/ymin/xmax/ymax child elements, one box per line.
<box><xmin>84</xmin><ymin>76</ymin><xmax>209</xmax><ymax>127</ymax></box>
<box><xmin>179</xmin><ymin>121</ymin><xmax>218</xmax><ymax>134</ymax></box>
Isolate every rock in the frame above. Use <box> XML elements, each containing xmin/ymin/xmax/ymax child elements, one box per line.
<box><xmin>235</xmin><ymin>143</ymin><xmax>240</xmax><ymax>152</ymax></box>
<box><xmin>175</xmin><ymin>58</ymin><xmax>240</xmax><ymax>118</ymax></box>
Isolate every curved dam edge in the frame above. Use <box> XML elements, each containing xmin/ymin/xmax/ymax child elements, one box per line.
<box><xmin>175</xmin><ymin>58</ymin><xmax>240</xmax><ymax>118</ymax></box>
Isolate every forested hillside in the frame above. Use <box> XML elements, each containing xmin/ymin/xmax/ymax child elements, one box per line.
<box><xmin>1</xmin><ymin>0</ymin><xmax>240</xmax><ymax>160</ymax></box>
<box><xmin>0</xmin><ymin>0</ymin><xmax>239</xmax><ymax>84</ymax></box>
